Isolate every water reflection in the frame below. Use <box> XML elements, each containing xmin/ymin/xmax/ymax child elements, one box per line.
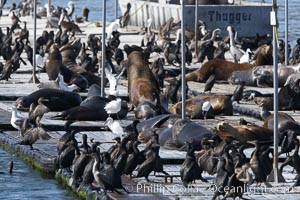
<box><xmin>0</xmin><ymin>148</ymin><xmax>73</xmax><ymax>200</ymax></box>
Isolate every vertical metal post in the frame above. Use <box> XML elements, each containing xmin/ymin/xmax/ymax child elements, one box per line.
<box><xmin>101</xmin><ymin>0</ymin><xmax>106</xmax><ymax>97</ymax></box>
<box><xmin>285</xmin><ymin>0</ymin><xmax>288</xmax><ymax>65</ymax></box>
<box><xmin>115</xmin><ymin>0</ymin><xmax>118</xmax><ymax>19</ymax></box>
<box><xmin>181</xmin><ymin>0</ymin><xmax>186</xmax><ymax>119</ymax></box>
<box><xmin>194</xmin><ymin>0</ymin><xmax>198</xmax><ymax>58</ymax></box>
<box><xmin>31</xmin><ymin>0</ymin><xmax>38</xmax><ymax>83</ymax></box>
<box><xmin>272</xmin><ymin>0</ymin><xmax>279</xmax><ymax>183</ymax></box>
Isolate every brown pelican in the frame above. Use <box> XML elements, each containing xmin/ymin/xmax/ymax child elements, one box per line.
<box><xmin>227</xmin><ymin>26</ymin><xmax>245</xmax><ymax>62</ymax></box>
<box><xmin>66</xmin><ymin>1</ymin><xmax>75</xmax><ymax>18</ymax></box>
<box><xmin>58</xmin><ymin>9</ymin><xmax>82</xmax><ymax>33</ymax></box>
<box><xmin>141</xmin><ymin>18</ymin><xmax>155</xmax><ymax>47</ymax></box>
<box><xmin>46</xmin><ymin>0</ymin><xmax>60</xmax><ymax>28</ymax></box>
<box><xmin>119</xmin><ymin>3</ymin><xmax>131</xmax><ymax>29</ymax></box>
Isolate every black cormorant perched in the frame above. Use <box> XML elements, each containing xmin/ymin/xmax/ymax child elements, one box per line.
<box><xmin>92</xmin><ymin>152</ymin><xmax>129</xmax><ymax>194</ymax></box>
<box><xmin>180</xmin><ymin>141</ymin><xmax>208</xmax><ymax>187</ymax></box>
<box><xmin>134</xmin><ymin>144</ymin><xmax>169</xmax><ymax>182</ymax></box>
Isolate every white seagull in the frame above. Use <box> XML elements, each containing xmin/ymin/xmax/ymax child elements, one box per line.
<box><xmin>106</xmin><ymin>19</ymin><xmax>120</xmax><ymax>40</ymax></box>
<box><xmin>239</xmin><ymin>48</ymin><xmax>253</xmax><ymax>64</ymax></box>
<box><xmin>104</xmin><ymin>117</ymin><xmax>124</xmax><ymax>137</ymax></box>
<box><xmin>104</xmin><ymin>98</ymin><xmax>122</xmax><ymax>116</ymax></box>
<box><xmin>202</xmin><ymin>101</ymin><xmax>212</xmax><ymax>124</ymax></box>
<box><xmin>57</xmin><ymin>73</ymin><xmax>80</xmax><ymax>92</ymax></box>
<box><xmin>104</xmin><ymin>64</ymin><xmax>125</xmax><ymax>96</ymax></box>
<box><xmin>11</xmin><ymin>106</ymin><xmax>26</xmax><ymax>137</ymax></box>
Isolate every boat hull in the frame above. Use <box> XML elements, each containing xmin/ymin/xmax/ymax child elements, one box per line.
<box><xmin>118</xmin><ymin>0</ymin><xmax>272</xmax><ymax>37</ymax></box>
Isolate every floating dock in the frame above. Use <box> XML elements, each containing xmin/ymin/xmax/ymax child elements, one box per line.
<box><xmin>0</xmin><ymin>7</ymin><xmax>300</xmax><ymax>200</ymax></box>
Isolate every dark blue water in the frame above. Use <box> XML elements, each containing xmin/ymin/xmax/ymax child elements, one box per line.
<box><xmin>252</xmin><ymin>0</ymin><xmax>300</xmax><ymax>46</ymax></box>
<box><xmin>0</xmin><ymin>148</ymin><xmax>74</xmax><ymax>199</ymax></box>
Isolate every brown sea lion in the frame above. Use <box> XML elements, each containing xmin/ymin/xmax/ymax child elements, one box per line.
<box><xmin>183</xmin><ymin>44</ymin><xmax>273</xmax><ymax>82</ymax></box>
<box><xmin>46</xmin><ymin>44</ymin><xmax>88</xmax><ymax>91</ymax></box>
<box><xmin>196</xmin><ymin>95</ymin><xmax>233</xmax><ymax>115</ymax></box>
<box><xmin>169</xmin><ymin>97</ymin><xmax>214</xmax><ymax>119</ymax></box>
<box><xmin>45</xmin><ymin>44</ymin><xmax>61</xmax><ymax>80</ymax></box>
<box><xmin>60</xmin><ymin>38</ymin><xmax>85</xmax><ymax>74</ymax></box>
<box><xmin>134</xmin><ymin>101</ymin><xmax>170</xmax><ymax>120</ymax></box>
<box><xmin>259</xmin><ymin>104</ymin><xmax>300</xmax><ymax>137</ymax></box>
<box><xmin>215</xmin><ymin>121</ymin><xmax>273</xmax><ymax>143</ymax></box>
<box><xmin>15</xmin><ymin>88</ymin><xmax>82</xmax><ymax>111</ymax></box>
<box><xmin>137</xmin><ymin>114</ymin><xmax>180</xmax><ymax>142</ymax></box>
<box><xmin>60</xmin><ymin>38</ymin><xmax>103</xmax><ymax>87</ymax></box>
<box><xmin>254</xmin><ymin>85</ymin><xmax>300</xmax><ymax>111</ymax></box>
<box><xmin>127</xmin><ymin>51</ymin><xmax>160</xmax><ymax>108</ymax></box>
<box><xmin>172</xmin><ymin>118</ymin><xmax>215</xmax><ymax>150</ymax></box>
<box><xmin>229</xmin><ymin>65</ymin><xmax>299</xmax><ymax>87</ymax></box>
<box><xmin>51</xmin><ymin>96</ymin><xmax>128</xmax><ymax>121</ymax></box>
<box><xmin>169</xmin><ymin>94</ymin><xmax>232</xmax><ymax>117</ymax></box>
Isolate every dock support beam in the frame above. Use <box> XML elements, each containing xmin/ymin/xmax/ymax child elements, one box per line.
<box><xmin>101</xmin><ymin>0</ymin><xmax>107</xmax><ymax>97</ymax></box>
<box><xmin>29</xmin><ymin>0</ymin><xmax>39</xmax><ymax>84</ymax></box>
<box><xmin>194</xmin><ymin>0</ymin><xmax>198</xmax><ymax>59</ymax></box>
<box><xmin>115</xmin><ymin>0</ymin><xmax>118</xmax><ymax>19</ymax></box>
<box><xmin>181</xmin><ymin>0</ymin><xmax>186</xmax><ymax>119</ymax></box>
<box><xmin>272</xmin><ymin>0</ymin><xmax>279</xmax><ymax>183</ymax></box>
<box><xmin>285</xmin><ymin>0</ymin><xmax>289</xmax><ymax>65</ymax></box>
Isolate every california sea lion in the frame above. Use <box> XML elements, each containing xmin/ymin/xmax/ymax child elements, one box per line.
<box><xmin>51</xmin><ymin>96</ymin><xmax>128</xmax><ymax>121</ymax></box>
<box><xmin>46</xmin><ymin>44</ymin><xmax>88</xmax><ymax>91</ymax></box>
<box><xmin>229</xmin><ymin>65</ymin><xmax>299</xmax><ymax>87</ymax></box>
<box><xmin>137</xmin><ymin>114</ymin><xmax>180</xmax><ymax>142</ymax></box>
<box><xmin>169</xmin><ymin>97</ymin><xmax>215</xmax><ymax>119</ymax></box>
<box><xmin>172</xmin><ymin>118</ymin><xmax>215</xmax><ymax>150</ymax></box>
<box><xmin>59</xmin><ymin>38</ymin><xmax>103</xmax><ymax>87</ymax></box>
<box><xmin>134</xmin><ymin>101</ymin><xmax>169</xmax><ymax>120</ymax></box>
<box><xmin>60</xmin><ymin>38</ymin><xmax>85</xmax><ymax>74</ymax></box>
<box><xmin>254</xmin><ymin>85</ymin><xmax>300</xmax><ymax>111</ymax></box>
<box><xmin>183</xmin><ymin>44</ymin><xmax>273</xmax><ymax>82</ymax></box>
<box><xmin>15</xmin><ymin>89</ymin><xmax>82</xmax><ymax>111</ymax></box>
<box><xmin>215</xmin><ymin>121</ymin><xmax>273</xmax><ymax>143</ymax></box>
<box><xmin>45</xmin><ymin>44</ymin><xmax>61</xmax><ymax>80</ymax></box>
<box><xmin>127</xmin><ymin>51</ymin><xmax>160</xmax><ymax>107</ymax></box>
<box><xmin>169</xmin><ymin>94</ymin><xmax>232</xmax><ymax>117</ymax></box>
<box><xmin>196</xmin><ymin>95</ymin><xmax>233</xmax><ymax>115</ymax></box>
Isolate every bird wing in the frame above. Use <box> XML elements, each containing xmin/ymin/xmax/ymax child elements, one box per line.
<box><xmin>33</xmin><ymin>105</ymin><xmax>49</xmax><ymax>118</ymax></box>
<box><xmin>111</xmin><ymin>121</ymin><xmax>124</xmax><ymax>135</ymax></box>
<box><xmin>100</xmin><ymin>165</ymin><xmax>122</xmax><ymax>187</ymax></box>
<box><xmin>104</xmin><ymin>101</ymin><xmax>114</xmax><ymax>111</ymax></box>
<box><xmin>104</xmin><ymin>67</ymin><xmax>117</xmax><ymax>92</ymax></box>
<box><xmin>37</xmin><ymin>126</ymin><xmax>51</xmax><ymax>140</ymax></box>
<box><xmin>23</xmin><ymin>128</ymin><xmax>40</xmax><ymax>144</ymax></box>
<box><xmin>13</xmin><ymin>118</ymin><xmax>24</xmax><ymax>127</ymax></box>
<box><xmin>136</xmin><ymin>156</ymin><xmax>155</xmax><ymax>177</ymax></box>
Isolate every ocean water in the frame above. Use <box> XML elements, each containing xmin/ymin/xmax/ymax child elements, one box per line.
<box><xmin>0</xmin><ymin>148</ymin><xmax>73</xmax><ymax>200</ymax></box>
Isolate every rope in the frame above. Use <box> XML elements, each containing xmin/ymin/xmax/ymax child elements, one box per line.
<box><xmin>81</xmin><ymin>1</ymin><xmax>147</xmax><ymax>28</ymax></box>
<box><xmin>129</xmin><ymin>1</ymin><xmax>147</xmax><ymax>18</ymax></box>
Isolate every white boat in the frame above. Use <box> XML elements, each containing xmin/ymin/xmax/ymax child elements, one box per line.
<box><xmin>118</xmin><ymin>0</ymin><xmax>273</xmax><ymax>37</ymax></box>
